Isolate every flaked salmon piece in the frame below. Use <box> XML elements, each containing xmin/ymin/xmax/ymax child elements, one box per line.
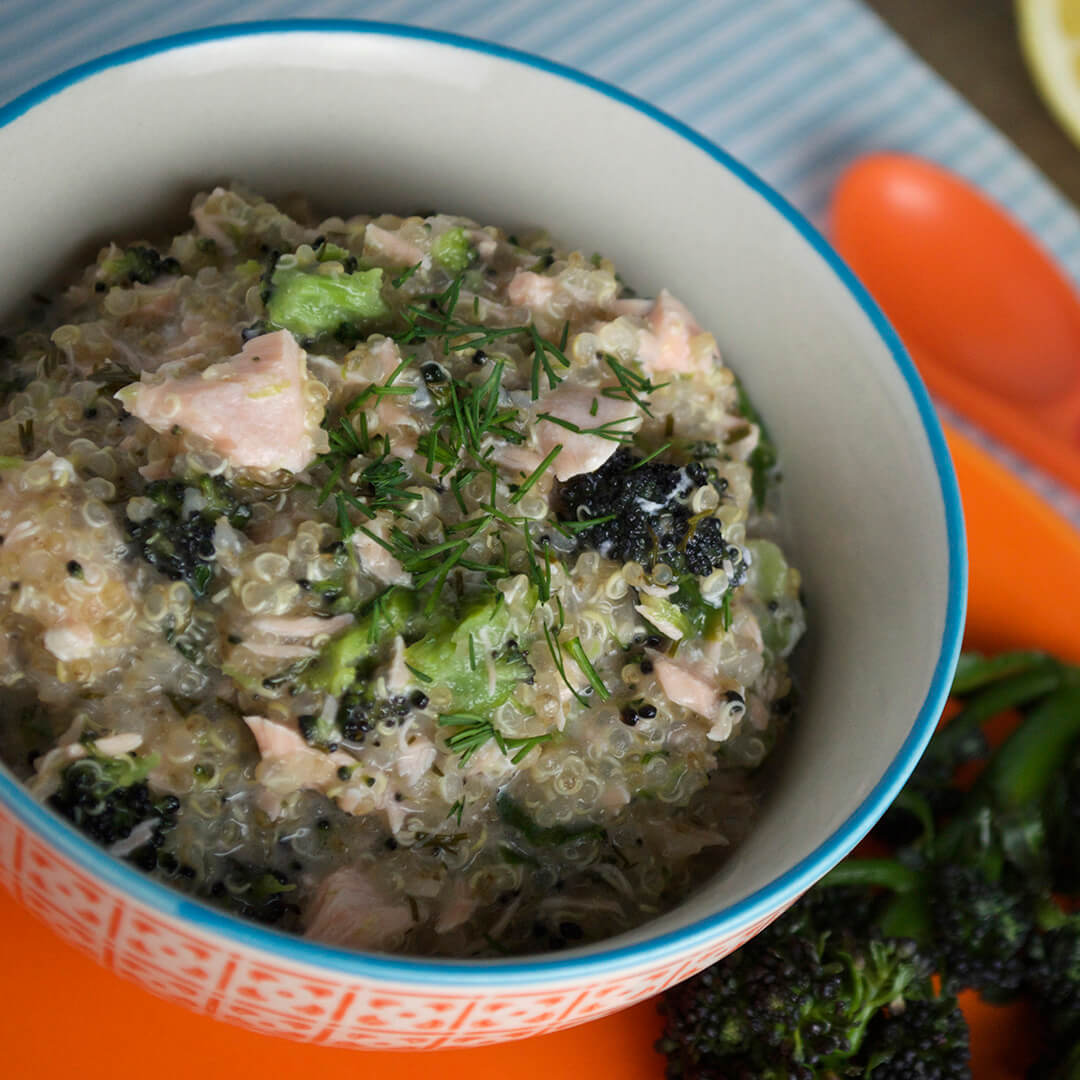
<box><xmin>637</xmin><ymin>289</ymin><xmax>721</xmax><ymax>376</ymax></box>
<box><xmin>119</xmin><ymin>330</ymin><xmax>327</xmax><ymax>474</ymax></box>
<box><xmin>304</xmin><ymin>866</ymin><xmax>413</xmax><ymax>951</ymax></box>
<box><xmin>352</xmin><ymin>514</ymin><xmax>409</xmax><ymax>586</ymax></box>
<box><xmin>241</xmin><ymin>612</ymin><xmax>351</xmax><ymax>660</ymax></box>
<box><xmin>491</xmin><ymin>442</ymin><xmax>542</xmax><ymax>479</ymax></box>
<box><xmin>508</xmin><ymin>270</ymin><xmax>557</xmax><ymax>311</ymax></box>
<box><xmin>653</xmin><ymin>653</ymin><xmax>747</xmax><ymax>743</ymax></box>
<box><xmin>244</xmin><ymin>715</ymin><xmax>354</xmax><ymax>817</ymax></box>
<box><xmin>608</xmin><ymin>297</ymin><xmax>653</xmax><ymax>318</ymax></box>
<box><xmin>652</xmin><ymin>655</ymin><xmax>722</xmax><ymax>722</ymax></box>
<box><xmin>364</xmin><ymin>224</ymin><xmax>424</xmax><ymax>266</ymax></box>
<box><xmin>535</xmin><ymin>382</ymin><xmax>642</xmax><ymax>481</ymax></box>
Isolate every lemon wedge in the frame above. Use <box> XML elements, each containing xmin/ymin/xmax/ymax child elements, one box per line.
<box><xmin>1017</xmin><ymin>0</ymin><xmax>1080</xmax><ymax>147</ymax></box>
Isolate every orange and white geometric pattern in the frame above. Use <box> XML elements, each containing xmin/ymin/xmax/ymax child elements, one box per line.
<box><xmin>0</xmin><ymin>801</ymin><xmax>781</xmax><ymax>1048</ymax></box>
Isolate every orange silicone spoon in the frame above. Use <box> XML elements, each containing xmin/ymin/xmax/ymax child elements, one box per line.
<box><xmin>829</xmin><ymin>152</ymin><xmax>1080</xmax><ymax>493</ymax></box>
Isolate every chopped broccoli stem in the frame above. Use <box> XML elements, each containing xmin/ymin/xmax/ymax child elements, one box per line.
<box><xmin>265</xmin><ymin>264</ymin><xmax>389</xmax><ymax>340</ymax></box>
<box><xmin>431</xmin><ymin>227</ymin><xmax>472</xmax><ymax>271</ymax></box>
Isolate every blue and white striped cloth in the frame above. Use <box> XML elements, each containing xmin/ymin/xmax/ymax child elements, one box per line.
<box><xmin>2</xmin><ymin>0</ymin><xmax>1079</xmax><ymax>524</ymax></box>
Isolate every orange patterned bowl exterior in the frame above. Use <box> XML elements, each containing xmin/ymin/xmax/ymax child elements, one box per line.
<box><xmin>0</xmin><ymin>803</ymin><xmax>784</xmax><ymax>1047</ymax></box>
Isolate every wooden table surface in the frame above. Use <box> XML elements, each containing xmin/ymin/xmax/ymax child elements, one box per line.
<box><xmin>869</xmin><ymin>0</ymin><xmax>1080</xmax><ymax>207</ymax></box>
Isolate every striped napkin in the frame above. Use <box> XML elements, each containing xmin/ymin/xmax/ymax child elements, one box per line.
<box><xmin>2</xmin><ymin>0</ymin><xmax>1078</xmax><ymax>522</ymax></box>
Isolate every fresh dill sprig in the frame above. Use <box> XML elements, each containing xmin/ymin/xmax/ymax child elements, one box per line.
<box><xmin>405</xmin><ymin>661</ymin><xmax>434</xmax><ymax>684</ymax></box>
<box><xmin>565</xmin><ymin>637</ymin><xmax>610</xmax><ymax>702</ymax></box>
<box><xmin>600</xmin><ymin>353</ymin><xmax>668</xmax><ymax>418</ymax></box>
<box><xmin>551</xmin><ymin>513</ymin><xmax>618</xmax><ymax>537</ymax></box>
<box><xmin>438</xmin><ymin>712</ymin><xmax>553</xmax><ymax>767</ymax></box>
<box><xmin>438</xmin><ymin>713</ymin><xmax>494</xmax><ymax>765</ymax></box>
<box><xmin>541</xmin><ymin>620</ymin><xmax>590</xmax><ymax>708</ymax></box>
<box><xmin>391</xmin><ymin>261</ymin><xmax>422</xmax><ymax>289</ymax></box>
<box><xmin>393</xmin><ymin>272</ymin><xmax>570</xmax><ymax>399</ymax></box>
<box><xmin>627</xmin><ymin>441</ymin><xmax>672</xmax><ymax>471</ymax></box>
<box><xmin>720</xmin><ymin>589</ymin><xmax>733</xmax><ymax>632</ymax></box>
<box><xmin>509</xmin><ymin>443</ymin><xmax>562</xmax><ymax>504</ymax></box>
<box><xmin>535</xmin><ymin>411</ymin><xmax>638</xmax><ymax>444</ymax></box>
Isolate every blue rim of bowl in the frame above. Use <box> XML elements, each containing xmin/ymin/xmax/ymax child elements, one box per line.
<box><xmin>0</xmin><ymin>19</ymin><xmax>966</xmax><ymax>987</ymax></box>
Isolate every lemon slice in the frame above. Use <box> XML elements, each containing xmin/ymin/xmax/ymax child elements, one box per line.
<box><xmin>1017</xmin><ymin>0</ymin><xmax>1080</xmax><ymax>147</ymax></box>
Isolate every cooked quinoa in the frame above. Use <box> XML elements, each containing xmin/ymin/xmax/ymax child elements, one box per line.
<box><xmin>0</xmin><ymin>186</ymin><xmax>804</xmax><ymax>955</ymax></box>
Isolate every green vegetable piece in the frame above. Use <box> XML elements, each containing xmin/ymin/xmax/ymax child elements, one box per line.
<box><xmin>951</xmin><ymin>649</ymin><xmax>1056</xmax><ymax>696</ymax></box>
<box><xmin>0</xmin><ymin>456</ymin><xmax>23</xmax><ymax>469</ymax></box>
<box><xmin>431</xmin><ymin>227</ymin><xmax>472</xmax><ymax>272</ymax></box>
<box><xmin>305</xmin><ymin>588</ymin><xmax>417</xmax><ymax>695</ymax></box>
<box><xmin>636</xmin><ymin>591</ymin><xmax>694</xmax><ymax>641</ymax></box>
<box><xmin>407</xmin><ymin>589</ymin><xmax>535</xmax><ymax>714</ymax></box>
<box><xmin>745</xmin><ymin>538</ymin><xmax>804</xmax><ymax>657</ymax></box>
<box><xmin>265</xmin><ymin>265</ymin><xmax>388</xmax><ymax>339</ymax></box>
<box><xmin>976</xmin><ymin>684</ymin><xmax>1080</xmax><ymax>812</ymax></box>
<box><xmin>669</xmin><ymin>576</ymin><xmax>729</xmax><ymax>640</ymax></box>
<box><xmin>316</xmin><ymin>241</ymin><xmax>351</xmax><ymax>263</ymax></box>
<box><xmin>101</xmin><ymin>245</ymin><xmax>180</xmax><ymax>287</ymax></box>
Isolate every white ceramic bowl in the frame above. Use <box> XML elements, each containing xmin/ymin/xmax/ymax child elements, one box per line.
<box><xmin>0</xmin><ymin>21</ymin><xmax>965</xmax><ymax>1049</ymax></box>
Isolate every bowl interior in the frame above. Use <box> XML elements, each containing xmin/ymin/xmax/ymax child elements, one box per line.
<box><xmin>0</xmin><ymin>25</ymin><xmax>963</xmax><ymax>965</ymax></box>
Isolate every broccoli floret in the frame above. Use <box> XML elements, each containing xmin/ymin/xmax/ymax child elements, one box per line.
<box><xmin>306</xmin><ymin>587</ymin><xmax>534</xmax><ymax>744</ymax></box>
<box><xmin>431</xmin><ymin>227</ymin><xmax>472</xmax><ymax>271</ymax></box>
<box><xmin>1046</xmin><ymin>744</ymin><xmax>1080</xmax><ymax>895</ymax></box>
<box><xmin>1028</xmin><ymin>1039</ymin><xmax>1080</xmax><ymax>1080</ymax></box>
<box><xmin>1026</xmin><ymin>916</ymin><xmax>1080</xmax><ymax>1042</ymax></box>
<box><xmin>403</xmin><ymin>590</ymin><xmax>535</xmax><ymax>715</ymax></box>
<box><xmin>304</xmin><ymin>588</ymin><xmax>419</xmax><ymax>698</ymax></box>
<box><xmin>206</xmin><ymin>859</ymin><xmax>299</xmax><ymax>927</ymax></box>
<box><xmin>558</xmin><ymin>449</ymin><xmax>744</xmax><ymax>582</ymax></box>
<box><xmin>49</xmin><ymin>749</ymin><xmax>178</xmax><ymax>848</ymax></box>
<box><xmin>100</xmin><ymin>245</ymin><xmax>180</xmax><ymax>286</ymax></box>
<box><xmin>263</xmin><ymin>262</ymin><xmax>389</xmax><ymax>340</ymax></box>
<box><xmin>127</xmin><ymin>474</ymin><xmax>250</xmax><ymax>597</ymax></box>
<box><xmin>657</xmin><ymin>893</ymin><xmax>938</xmax><ymax>1080</ymax></box>
<box><xmin>927</xmin><ymin>863</ymin><xmax>1036</xmax><ymax>1001</ymax></box>
<box><xmin>861</xmin><ymin>996</ymin><xmax>971</xmax><ymax>1080</ymax></box>
<box><xmin>829</xmin><ymin>676</ymin><xmax>1080</xmax><ymax>1001</ymax></box>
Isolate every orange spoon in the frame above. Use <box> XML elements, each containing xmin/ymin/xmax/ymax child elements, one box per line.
<box><xmin>829</xmin><ymin>152</ymin><xmax>1080</xmax><ymax>493</ymax></box>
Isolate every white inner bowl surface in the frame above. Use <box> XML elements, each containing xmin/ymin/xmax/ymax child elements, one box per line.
<box><xmin>0</xmin><ymin>24</ymin><xmax>965</xmax><ymax>979</ymax></box>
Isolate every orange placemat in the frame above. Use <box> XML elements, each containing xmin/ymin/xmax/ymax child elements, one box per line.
<box><xmin>1</xmin><ymin>423</ymin><xmax>1077</xmax><ymax>1079</ymax></box>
